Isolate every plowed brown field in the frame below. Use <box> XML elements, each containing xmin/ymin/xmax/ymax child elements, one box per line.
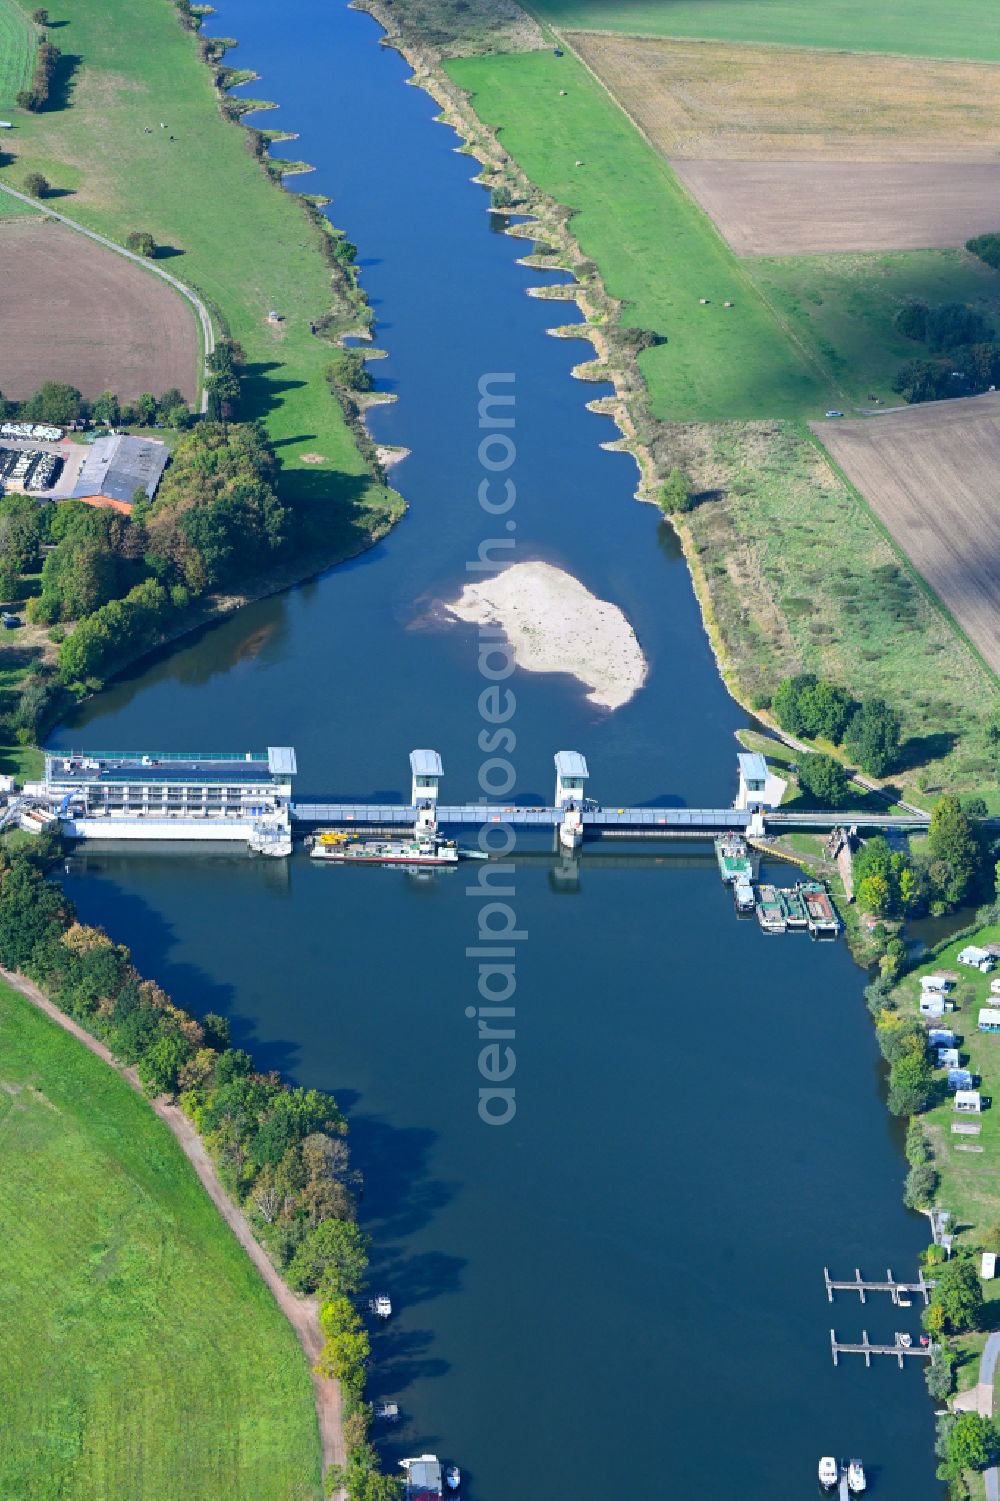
<box><xmin>570</xmin><ymin>31</ymin><xmax>1000</xmax><ymax>254</ymax></box>
<box><xmin>814</xmin><ymin>396</ymin><xmax>1000</xmax><ymax>673</ymax></box>
<box><xmin>1</xmin><ymin>218</ymin><xmax>199</xmax><ymax>402</ymax></box>
<box><xmin>671</xmin><ymin>160</ymin><xmax>1000</xmax><ymax>256</ymax></box>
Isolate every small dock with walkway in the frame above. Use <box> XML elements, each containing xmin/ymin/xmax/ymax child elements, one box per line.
<box><xmin>830</xmin><ymin>1330</ymin><xmax>933</xmax><ymax>1367</ymax></box>
<box><xmin>824</xmin><ymin>1266</ymin><xmax>935</xmax><ymax>1305</ymax></box>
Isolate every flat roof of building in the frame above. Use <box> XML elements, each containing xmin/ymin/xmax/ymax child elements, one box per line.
<box><xmin>410</xmin><ymin>748</ymin><xmax>443</xmax><ymax>777</ymax></box>
<box><xmin>554</xmin><ymin>750</ymin><xmax>588</xmax><ymax>778</ymax></box>
<box><xmin>71</xmin><ymin>433</ymin><xmax>169</xmax><ymax>506</ymax></box>
<box><xmin>45</xmin><ymin>750</ymin><xmax>295</xmax><ymax>784</ymax></box>
<box><xmin>737</xmin><ymin>752</ymin><xmax>769</xmax><ymax>781</ymax></box>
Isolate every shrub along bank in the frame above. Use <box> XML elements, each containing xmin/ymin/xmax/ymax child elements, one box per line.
<box><xmin>0</xmin><ymin>829</ymin><xmax>401</xmax><ymax>1501</ymax></box>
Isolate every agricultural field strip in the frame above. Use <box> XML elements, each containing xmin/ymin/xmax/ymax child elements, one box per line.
<box><xmin>816</xmin><ymin>397</ymin><xmax>1000</xmax><ymax>678</ymax></box>
<box><xmin>521</xmin><ymin>0</ymin><xmax>1000</xmax><ymax>64</ymax></box>
<box><xmin>566</xmin><ymin>34</ymin><xmax>1000</xmax><ymax>257</ymax></box>
<box><xmin>0</xmin><ymin>216</ymin><xmax>203</xmax><ymax>402</ymax></box>
<box><xmin>0</xmin><ymin>182</ymin><xmax>212</xmax><ymax>406</ymax></box>
<box><xmin>564</xmin><ymin>35</ymin><xmax>1000</xmax><ymax>163</ymax></box>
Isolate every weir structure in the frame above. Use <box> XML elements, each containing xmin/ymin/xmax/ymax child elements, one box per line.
<box><xmin>26</xmin><ymin>744</ymin><xmax>936</xmax><ymax>857</ymax></box>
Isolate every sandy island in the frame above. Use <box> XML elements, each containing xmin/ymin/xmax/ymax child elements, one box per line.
<box><xmin>445</xmin><ymin>560</ymin><xmax>647</xmax><ymax>710</ymax></box>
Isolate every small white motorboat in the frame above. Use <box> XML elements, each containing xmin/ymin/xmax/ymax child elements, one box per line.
<box><xmin>848</xmin><ymin>1459</ymin><xmax>866</xmax><ymax>1494</ymax></box>
<box><xmin>369</xmin><ymin>1294</ymin><xmax>392</xmax><ymax>1319</ymax></box>
<box><xmin>445</xmin><ymin>1465</ymin><xmax>461</xmax><ymax>1492</ymax></box>
<box><xmin>818</xmin><ymin>1456</ymin><xmax>838</xmax><ymax>1490</ymax></box>
<box><xmin>896</xmin><ymin>1331</ymin><xmax>912</xmax><ymax>1349</ymax></box>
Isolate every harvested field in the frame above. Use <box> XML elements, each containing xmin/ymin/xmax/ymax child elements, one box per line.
<box><xmin>814</xmin><ymin>395</ymin><xmax>1000</xmax><ymax>675</ymax></box>
<box><xmin>671</xmin><ymin>161</ymin><xmax>1000</xmax><ymax>257</ymax></box>
<box><xmin>570</xmin><ymin>33</ymin><xmax>1000</xmax><ymax>254</ymax></box>
<box><xmin>568</xmin><ymin>35</ymin><xmax>1000</xmax><ymax>163</ymax></box>
<box><xmin>0</xmin><ymin>218</ymin><xmax>199</xmax><ymax>402</ymax></box>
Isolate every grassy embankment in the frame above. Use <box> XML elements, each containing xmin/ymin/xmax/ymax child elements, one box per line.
<box><xmin>521</xmin><ymin>0</ymin><xmax>1000</xmax><ymax>63</ymax></box>
<box><xmin>751</xmin><ymin>250</ymin><xmax>1000</xmax><ymax>410</ymax></box>
<box><xmin>448</xmin><ymin>48</ymin><xmax>830</xmax><ymax>422</ymax></box>
<box><xmin>0</xmin><ymin>977</ymin><xmax>322</xmax><ymax>1500</ymax></box>
<box><xmin>444</xmin><ymin>45</ymin><xmax>1000</xmax><ymax>802</ymax></box>
<box><xmin>0</xmin><ymin>0</ymin><xmax>401</xmax><ymax>549</ymax></box>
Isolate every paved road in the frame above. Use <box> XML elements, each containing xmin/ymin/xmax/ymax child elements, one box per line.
<box><xmin>0</xmin><ymin>182</ymin><xmax>215</xmax><ymax>410</ymax></box>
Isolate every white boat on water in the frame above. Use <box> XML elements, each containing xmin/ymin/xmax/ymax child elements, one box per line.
<box><xmin>818</xmin><ymin>1456</ymin><xmax>838</xmax><ymax>1490</ymax></box>
<box><xmin>848</xmin><ymin>1459</ymin><xmax>866</xmax><ymax>1493</ymax></box>
<box><xmin>369</xmin><ymin>1294</ymin><xmax>392</xmax><ymax>1319</ymax></box>
<box><xmin>444</xmin><ymin>1465</ymin><xmax>461</xmax><ymax>1492</ymax></box>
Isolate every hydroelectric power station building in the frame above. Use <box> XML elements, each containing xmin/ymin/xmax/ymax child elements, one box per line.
<box><xmin>38</xmin><ymin>749</ymin><xmax>297</xmax><ymax>855</ymax></box>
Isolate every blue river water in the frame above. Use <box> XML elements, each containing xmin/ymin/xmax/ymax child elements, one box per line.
<box><xmin>53</xmin><ymin>3</ymin><xmax>940</xmax><ymax>1495</ymax></box>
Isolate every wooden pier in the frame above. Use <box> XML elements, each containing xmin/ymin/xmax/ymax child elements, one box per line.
<box><xmin>830</xmin><ymin>1329</ymin><xmax>932</xmax><ymax>1367</ymax></box>
<box><xmin>824</xmin><ymin>1266</ymin><xmax>934</xmax><ymax>1305</ymax></box>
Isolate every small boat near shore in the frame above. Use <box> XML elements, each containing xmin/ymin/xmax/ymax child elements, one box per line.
<box><xmin>369</xmin><ymin>1293</ymin><xmax>392</xmax><ymax>1319</ymax></box>
<box><xmin>819</xmin><ymin>1455</ymin><xmax>838</xmax><ymax>1490</ymax></box>
<box><xmin>847</xmin><ymin>1458</ymin><xmax>866</xmax><ymax>1493</ymax></box>
<box><xmin>445</xmin><ymin>1465</ymin><xmax>461</xmax><ymax>1492</ymax></box>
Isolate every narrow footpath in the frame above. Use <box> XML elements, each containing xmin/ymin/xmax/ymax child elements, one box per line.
<box><xmin>0</xmin><ymin>967</ymin><xmax>345</xmax><ymax>1482</ymax></box>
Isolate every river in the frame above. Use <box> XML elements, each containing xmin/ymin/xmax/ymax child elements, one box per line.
<box><xmin>52</xmin><ymin>3</ymin><xmax>939</xmax><ymax>1495</ymax></box>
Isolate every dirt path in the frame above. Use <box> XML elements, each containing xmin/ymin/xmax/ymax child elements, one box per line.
<box><xmin>0</xmin><ymin>967</ymin><xmax>345</xmax><ymax>1482</ymax></box>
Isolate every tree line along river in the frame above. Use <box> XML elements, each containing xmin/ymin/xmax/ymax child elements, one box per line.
<box><xmin>53</xmin><ymin>2</ymin><xmax>940</xmax><ymax>1495</ymax></box>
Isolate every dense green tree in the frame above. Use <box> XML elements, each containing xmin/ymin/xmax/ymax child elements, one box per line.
<box><xmin>927</xmin><ymin>795</ymin><xmax>979</xmax><ymax>908</ymax></box>
<box><xmin>931</xmin><ymin>1257</ymin><xmax>985</xmax><ymax>1334</ymax></box>
<box><xmin>844</xmin><ymin>697</ymin><xmax>901</xmax><ymax>777</ymax></box>
<box><xmin>287</xmin><ymin>1218</ymin><xmax>370</xmax><ymax>1295</ymax></box>
<box><xmin>0</xmin><ymin>858</ymin><xmax>68</xmax><ymax>970</ymax></box>
<box><xmin>937</xmin><ymin>1412</ymin><xmax>999</xmax><ymax>1481</ymax></box>
<box><xmin>21</xmin><ymin>379</ymin><xmax>80</xmax><ymax>423</ymax></box>
<box><xmin>894</xmin><ymin>301</ymin><xmax>928</xmax><ymax>341</ymax></box>
<box><xmin>125</xmin><ymin>230</ymin><xmax>156</xmax><ymax>257</ymax></box>
<box><xmin>657</xmin><ymin>466</ymin><xmax>693</xmax><ymax>516</ymax></box>
<box><xmin>892</xmin><ymin>357</ymin><xmax>951</xmax><ymax>404</ymax></box>
<box><xmin>887</xmin><ymin>1049</ymin><xmax>933</xmax><ymax>1116</ymax></box>
<box><xmin>968</xmin><ymin>233</ymin><xmax>1000</xmax><ymax>271</ymax></box>
<box><xmin>90</xmin><ymin>390</ymin><xmax>121</xmax><ymax>426</ymax></box>
<box><xmin>0</xmin><ymin>492</ymin><xmax>45</xmax><ymax>572</ymax></box>
<box><xmin>925</xmin><ymin>302</ymin><xmax>993</xmax><ymax>352</ymax></box>
<box><xmin>903</xmin><ymin>1161</ymin><xmax>939</xmax><ymax>1209</ymax></box>
<box><xmin>796</xmin><ymin>752</ymin><xmax>850</xmax><ymax>805</ymax></box>
<box><xmin>137</xmin><ymin>1031</ymin><xmax>192</xmax><ymax>1095</ymax></box>
<box><xmin>22</xmin><ymin>171</ymin><xmax>49</xmax><ymax>197</ymax></box>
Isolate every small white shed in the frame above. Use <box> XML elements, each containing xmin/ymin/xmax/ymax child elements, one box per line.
<box><xmin>983</xmin><ymin>1252</ymin><xmax>997</xmax><ymax>1280</ymax></box>
<box><xmin>954</xmin><ymin>1089</ymin><xmax>982</xmax><ymax>1114</ymax></box>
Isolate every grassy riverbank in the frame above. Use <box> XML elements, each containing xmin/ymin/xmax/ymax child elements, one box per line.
<box><xmin>0</xmin><ymin>976</ymin><xmax>322</xmax><ymax>1499</ymax></box>
<box><xmin>446</xmin><ymin>47</ymin><xmax>830</xmax><ymax>421</ymax></box>
<box><xmin>0</xmin><ymin>0</ymin><xmax>400</xmax><ymax>547</ymax></box>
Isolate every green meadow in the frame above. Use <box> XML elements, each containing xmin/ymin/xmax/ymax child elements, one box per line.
<box><xmin>748</xmin><ymin>248</ymin><xmax>1000</xmax><ymax>409</ymax></box>
<box><xmin>447</xmin><ymin>48</ymin><xmax>831</xmax><ymax>421</ymax></box>
<box><xmin>0</xmin><ymin>0</ymin><xmax>398</xmax><ymax>545</ymax></box>
<box><xmin>0</xmin><ymin>0</ymin><xmax>34</xmax><ymax>111</ymax></box>
<box><xmin>0</xmin><ymin>979</ymin><xmax>322</xmax><ymax>1500</ymax></box>
<box><xmin>522</xmin><ymin>0</ymin><xmax>1000</xmax><ymax>63</ymax></box>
